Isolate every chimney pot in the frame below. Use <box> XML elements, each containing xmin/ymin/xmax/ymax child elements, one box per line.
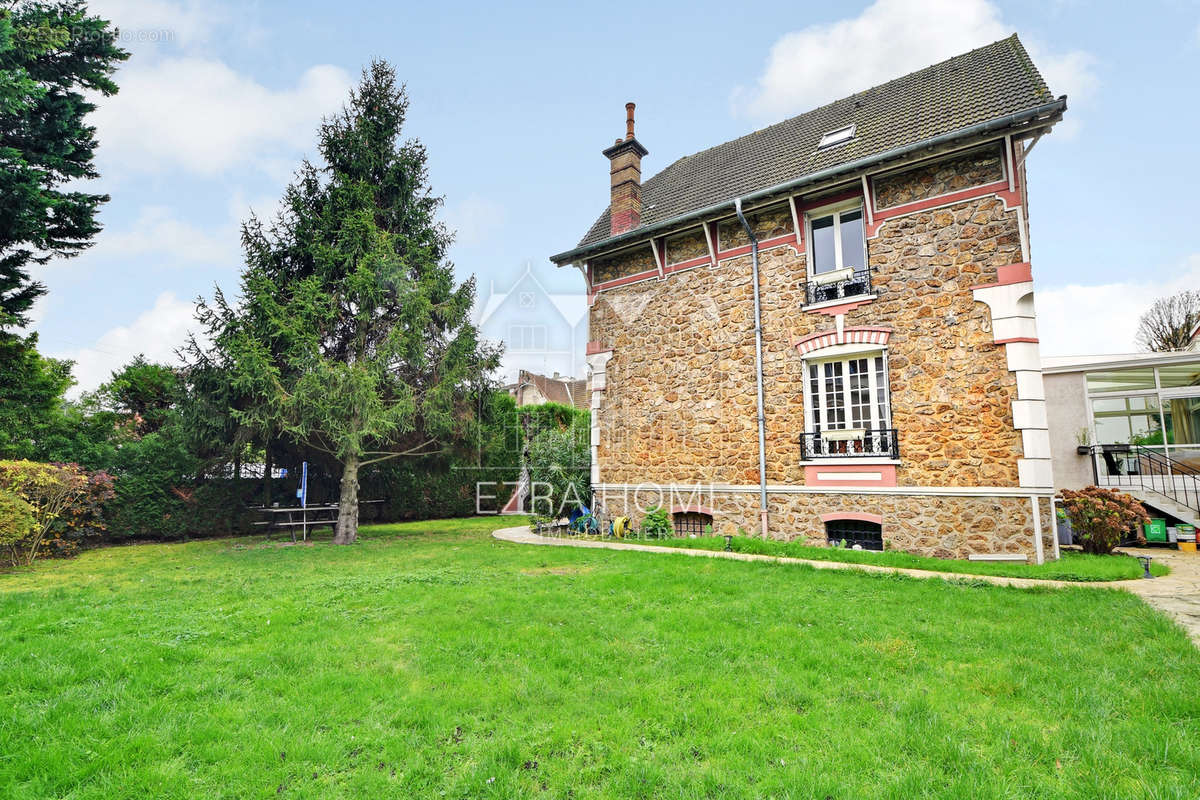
<box><xmin>602</xmin><ymin>102</ymin><xmax>648</xmax><ymax>236</ymax></box>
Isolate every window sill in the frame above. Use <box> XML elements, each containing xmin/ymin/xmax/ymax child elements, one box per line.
<box><xmin>802</xmin><ymin>293</ymin><xmax>876</xmax><ymax>312</ymax></box>
<box><xmin>799</xmin><ymin>457</ymin><xmax>901</xmax><ymax>466</ymax></box>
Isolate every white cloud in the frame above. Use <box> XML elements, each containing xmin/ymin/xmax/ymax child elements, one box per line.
<box><xmin>93</xmin><ymin>57</ymin><xmax>351</xmax><ymax>176</ymax></box>
<box><xmin>732</xmin><ymin>0</ymin><xmax>1096</xmax><ymax>127</ymax></box>
<box><xmin>1036</xmin><ymin>255</ymin><xmax>1200</xmax><ymax>356</ymax></box>
<box><xmin>54</xmin><ymin>292</ymin><xmax>200</xmax><ymax>394</ymax></box>
<box><xmin>90</xmin><ymin>206</ymin><xmax>234</xmax><ymax>264</ymax></box>
<box><xmin>444</xmin><ymin>194</ymin><xmax>508</xmax><ymax>248</ymax></box>
<box><xmin>89</xmin><ymin>0</ymin><xmax>225</xmax><ymax>51</ymax></box>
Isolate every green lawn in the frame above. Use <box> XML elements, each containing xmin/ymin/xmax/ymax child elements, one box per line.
<box><xmin>1</xmin><ymin>517</ymin><xmax>1198</xmax><ymax>799</ymax></box>
<box><xmin>604</xmin><ymin>534</ymin><xmax>1170</xmax><ymax>581</ymax></box>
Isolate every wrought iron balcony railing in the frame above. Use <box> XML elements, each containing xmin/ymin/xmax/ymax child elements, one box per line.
<box><xmin>799</xmin><ymin>427</ymin><xmax>899</xmax><ymax>461</ymax></box>
<box><xmin>803</xmin><ymin>267</ymin><xmax>873</xmax><ymax>306</ymax></box>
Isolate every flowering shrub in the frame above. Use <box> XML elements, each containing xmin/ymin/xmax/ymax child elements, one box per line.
<box><xmin>1060</xmin><ymin>487</ymin><xmax>1150</xmax><ymax>555</ymax></box>
<box><xmin>43</xmin><ymin>468</ymin><xmax>116</xmax><ymax>558</ymax></box>
<box><xmin>0</xmin><ymin>460</ymin><xmax>91</xmax><ymax>565</ymax></box>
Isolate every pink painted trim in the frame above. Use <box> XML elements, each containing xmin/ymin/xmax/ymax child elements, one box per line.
<box><xmin>994</xmin><ymin>337</ymin><xmax>1039</xmax><ymax>345</ymax></box>
<box><xmin>715</xmin><ymin>232</ymin><xmax>798</xmax><ymax>261</ymax></box>
<box><xmin>803</xmin><ymin>464</ymin><xmax>897</xmax><ymax>488</ymax></box>
<box><xmin>804</xmin><ymin>298</ymin><xmax>875</xmax><ymax>317</ymax></box>
<box><xmin>664</xmin><ymin>254</ymin><xmax>710</xmax><ymax>272</ymax></box>
<box><xmin>996</xmin><ymin>262</ymin><xmax>1032</xmax><ymax>285</ymax></box>
<box><xmin>867</xmin><ymin>180</ymin><xmax>1019</xmax><ymax>237</ymax></box>
<box><xmin>586</xmin><ymin>341</ymin><xmax>611</xmax><ymax>355</ymax></box>
<box><xmin>671</xmin><ymin>505</ymin><xmax>715</xmax><ymax>516</ymax></box>
<box><xmin>592</xmin><ymin>268</ymin><xmax>658</xmax><ymax>292</ymax></box>
<box><xmin>819</xmin><ymin>511</ymin><xmax>883</xmax><ymax>525</ymax></box>
<box><xmin>795</xmin><ymin>326</ymin><xmax>891</xmax><ymax>355</ymax></box>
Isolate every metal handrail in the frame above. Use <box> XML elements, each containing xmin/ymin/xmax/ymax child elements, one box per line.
<box><xmin>1088</xmin><ymin>444</ymin><xmax>1200</xmax><ymax>516</ymax></box>
<box><xmin>803</xmin><ymin>266</ymin><xmax>873</xmax><ymax>306</ymax></box>
<box><xmin>800</xmin><ymin>427</ymin><xmax>899</xmax><ymax>460</ymax></box>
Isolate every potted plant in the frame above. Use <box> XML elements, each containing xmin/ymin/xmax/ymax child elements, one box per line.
<box><xmin>1075</xmin><ymin>428</ymin><xmax>1092</xmax><ymax>456</ymax></box>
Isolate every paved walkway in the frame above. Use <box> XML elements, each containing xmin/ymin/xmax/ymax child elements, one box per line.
<box><xmin>493</xmin><ymin>526</ymin><xmax>1200</xmax><ymax>646</ymax></box>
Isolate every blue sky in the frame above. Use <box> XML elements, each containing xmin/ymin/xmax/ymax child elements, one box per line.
<box><xmin>32</xmin><ymin>0</ymin><xmax>1200</xmax><ymax>391</ymax></box>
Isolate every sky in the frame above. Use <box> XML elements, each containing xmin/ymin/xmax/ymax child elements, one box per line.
<box><xmin>28</xmin><ymin>0</ymin><xmax>1200</xmax><ymax>392</ymax></box>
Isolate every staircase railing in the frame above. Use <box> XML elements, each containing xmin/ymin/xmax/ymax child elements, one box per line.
<box><xmin>1088</xmin><ymin>444</ymin><xmax>1200</xmax><ymax>517</ymax></box>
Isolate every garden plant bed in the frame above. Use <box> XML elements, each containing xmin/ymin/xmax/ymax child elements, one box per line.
<box><xmin>2</xmin><ymin>516</ymin><xmax>1198</xmax><ymax>798</ymax></box>
<box><xmin>597</xmin><ymin>534</ymin><xmax>1170</xmax><ymax>582</ymax></box>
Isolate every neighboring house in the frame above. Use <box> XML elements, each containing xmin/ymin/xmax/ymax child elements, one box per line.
<box><xmin>550</xmin><ymin>36</ymin><xmax>1067</xmax><ymax>562</ymax></box>
<box><xmin>1044</xmin><ymin>352</ymin><xmax>1200</xmax><ymax>527</ymax></box>
<box><xmin>509</xmin><ymin>369</ymin><xmax>588</xmax><ymax>409</ymax></box>
<box><xmin>1189</xmin><ymin>321</ymin><xmax>1200</xmax><ymax>351</ymax></box>
<box><xmin>475</xmin><ymin>262</ymin><xmax>589</xmax><ymax>387</ymax></box>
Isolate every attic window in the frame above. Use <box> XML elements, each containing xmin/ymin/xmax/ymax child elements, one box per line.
<box><xmin>818</xmin><ymin>125</ymin><xmax>856</xmax><ymax>150</ymax></box>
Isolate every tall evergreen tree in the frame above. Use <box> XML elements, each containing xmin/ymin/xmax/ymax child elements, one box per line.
<box><xmin>196</xmin><ymin>61</ymin><xmax>500</xmax><ymax>544</ymax></box>
<box><xmin>0</xmin><ymin>1</ymin><xmax>128</xmax><ymax>328</ymax></box>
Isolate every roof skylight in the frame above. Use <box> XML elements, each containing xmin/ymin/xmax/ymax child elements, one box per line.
<box><xmin>818</xmin><ymin>124</ymin><xmax>856</xmax><ymax>149</ymax></box>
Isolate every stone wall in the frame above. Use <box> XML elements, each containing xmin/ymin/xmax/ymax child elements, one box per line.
<box><xmin>873</xmin><ymin>144</ymin><xmax>1005</xmax><ymax>209</ymax></box>
<box><xmin>594</xmin><ymin>487</ymin><xmax>1053</xmax><ymax>560</ymax></box>
<box><xmin>716</xmin><ymin>202</ymin><xmax>793</xmax><ymax>250</ymax></box>
<box><xmin>592</xmin><ymin>244</ymin><xmax>655</xmax><ymax>284</ymax></box>
<box><xmin>590</xmin><ymin>194</ymin><xmax>1025</xmax><ymax>488</ymax></box>
<box><xmin>665</xmin><ymin>227</ymin><xmax>708</xmax><ymax>265</ymax></box>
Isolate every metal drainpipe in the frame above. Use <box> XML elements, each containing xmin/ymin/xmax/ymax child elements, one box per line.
<box><xmin>735</xmin><ymin>198</ymin><xmax>770</xmax><ymax>538</ymax></box>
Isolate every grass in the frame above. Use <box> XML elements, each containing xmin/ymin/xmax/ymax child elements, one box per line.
<box><xmin>604</xmin><ymin>534</ymin><xmax>1171</xmax><ymax>581</ymax></box>
<box><xmin>0</xmin><ymin>516</ymin><xmax>1197</xmax><ymax>799</ymax></box>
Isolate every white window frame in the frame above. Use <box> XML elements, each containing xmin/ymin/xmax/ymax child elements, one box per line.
<box><xmin>818</xmin><ymin>124</ymin><xmax>855</xmax><ymax>149</ymax></box>
<box><xmin>508</xmin><ymin>324</ymin><xmax>546</xmax><ymax>352</ymax></box>
<box><xmin>805</xmin><ymin>198</ymin><xmax>867</xmax><ymax>278</ymax></box>
<box><xmin>803</xmin><ymin>349</ymin><xmax>892</xmax><ymax>435</ymax></box>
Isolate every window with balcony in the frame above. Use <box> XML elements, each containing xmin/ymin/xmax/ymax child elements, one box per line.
<box><xmin>801</xmin><ymin>353</ymin><xmax>896</xmax><ymax>460</ymax></box>
<box><xmin>805</xmin><ymin>202</ymin><xmax>870</xmax><ymax>305</ymax></box>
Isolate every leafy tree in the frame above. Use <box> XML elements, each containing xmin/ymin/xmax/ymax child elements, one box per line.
<box><xmin>0</xmin><ymin>332</ymin><xmax>73</xmax><ymax>458</ymax></box>
<box><xmin>0</xmin><ymin>1</ymin><xmax>128</xmax><ymax>328</ymax></box>
<box><xmin>0</xmin><ymin>488</ymin><xmax>36</xmax><ymax>565</ymax></box>
<box><xmin>195</xmin><ymin>61</ymin><xmax>499</xmax><ymax>544</ymax></box>
<box><xmin>1135</xmin><ymin>290</ymin><xmax>1200</xmax><ymax>352</ymax></box>
<box><xmin>523</xmin><ymin>402</ymin><xmax>589</xmax><ymax>517</ymax></box>
<box><xmin>94</xmin><ymin>355</ymin><xmax>179</xmax><ymax>436</ymax></box>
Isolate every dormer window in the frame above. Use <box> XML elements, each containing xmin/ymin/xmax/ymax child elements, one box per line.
<box><xmin>818</xmin><ymin>124</ymin><xmax>855</xmax><ymax>149</ymax></box>
<box><xmin>804</xmin><ymin>199</ymin><xmax>870</xmax><ymax>305</ymax></box>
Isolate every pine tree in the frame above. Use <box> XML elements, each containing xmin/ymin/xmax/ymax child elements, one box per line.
<box><xmin>0</xmin><ymin>1</ymin><xmax>128</xmax><ymax>328</ymax></box>
<box><xmin>196</xmin><ymin>61</ymin><xmax>500</xmax><ymax>544</ymax></box>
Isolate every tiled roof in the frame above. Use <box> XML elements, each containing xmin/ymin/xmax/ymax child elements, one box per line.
<box><xmin>571</xmin><ymin>35</ymin><xmax>1055</xmax><ymax>252</ymax></box>
<box><xmin>515</xmin><ymin>370</ymin><xmax>588</xmax><ymax>410</ymax></box>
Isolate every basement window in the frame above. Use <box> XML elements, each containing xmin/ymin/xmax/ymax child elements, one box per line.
<box><xmin>673</xmin><ymin>511</ymin><xmax>712</xmax><ymax>537</ymax></box>
<box><xmin>825</xmin><ymin>519</ymin><xmax>883</xmax><ymax>551</ymax></box>
<box><xmin>818</xmin><ymin>124</ymin><xmax>855</xmax><ymax>149</ymax></box>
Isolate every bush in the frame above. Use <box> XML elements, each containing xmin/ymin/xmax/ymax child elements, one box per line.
<box><xmin>0</xmin><ymin>460</ymin><xmax>89</xmax><ymax>565</ymax></box>
<box><xmin>42</xmin><ymin>468</ymin><xmax>115</xmax><ymax>558</ymax></box>
<box><xmin>640</xmin><ymin>506</ymin><xmax>673</xmax><ymax>539</ymax></box>
<box><xmin>1060</xmin><ymin>487</ymin><xmax>1150</xmax><ymax>555</ymax></box>
<box><xmin>0</xmin><ymin>490</ymin><xmax>36</xmax><ymax>564</ymax></box>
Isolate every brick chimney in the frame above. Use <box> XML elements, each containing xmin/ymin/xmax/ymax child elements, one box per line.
<box><xmin>602</xmin><ymin>102</ymin><xmax>649</xmax><ymax>236</ymax></box>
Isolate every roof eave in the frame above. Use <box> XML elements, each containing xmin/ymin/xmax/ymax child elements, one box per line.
<box><xmin>550</xmin><ymin>96</ymin><xmax>1066</xmax><ymax>266</ymax></box>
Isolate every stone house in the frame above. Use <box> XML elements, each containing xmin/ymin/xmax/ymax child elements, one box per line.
<box><xmin>550</xmin><ymin>36</ymin><xmax>1068</xmax><ymax>561</ymax></box>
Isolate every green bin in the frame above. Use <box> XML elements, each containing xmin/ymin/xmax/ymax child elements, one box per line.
<box><xmin>1178</xmin><ymin>524</ymin><xmax>1196</xmax><ymax>542</ymax></box>
<box><xmin>1144</xmin><ymin>518</ymin><xmax>1168</xmax><ymax>543</ymax></box>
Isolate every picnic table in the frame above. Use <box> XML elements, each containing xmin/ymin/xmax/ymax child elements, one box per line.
<box><xmin>250</xmin><ymin>500</ymin><xmax>386</xmax><ymax>542</ymax></box>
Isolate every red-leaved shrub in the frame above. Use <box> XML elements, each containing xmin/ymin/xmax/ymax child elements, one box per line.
<box><xmin>1060</xmin><ymin>487</ymin><xmax>1150</xmax><ymax>555</ymax></box>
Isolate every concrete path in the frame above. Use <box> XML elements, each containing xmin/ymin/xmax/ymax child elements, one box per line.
<box><xmin>493</xmin><ymin>526</ymin><xmax>1200</xmax><ymax>646</ymax></box>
